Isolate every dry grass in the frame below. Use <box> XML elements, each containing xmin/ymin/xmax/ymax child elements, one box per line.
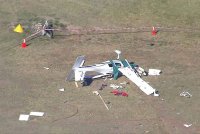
<box><xmin>0</xmin><ymin>0</ymin><xmax>200</xmax><ymax>134</ymax></box>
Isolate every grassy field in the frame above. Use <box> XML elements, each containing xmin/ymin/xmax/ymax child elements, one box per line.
<box><xmin>0</xmin><ymin>0</ymin><xmax>200</xmax><ymax>134</ymax></box>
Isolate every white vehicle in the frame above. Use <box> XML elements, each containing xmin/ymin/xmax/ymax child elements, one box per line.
<box><xmin>66</xmin><ymin>50</ymin><xmax>161</xmax><ymax>96</ymax></box>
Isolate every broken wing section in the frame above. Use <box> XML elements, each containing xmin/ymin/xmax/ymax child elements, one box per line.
<box><xmin>118</xmin><ymin>67</ymin><xmax>156</xmax><ymax>95</ymax></box>
<box><xmin>66</xmin><ymin>56</ymin><xmax>85</xmax><ymax>81</ymax></box>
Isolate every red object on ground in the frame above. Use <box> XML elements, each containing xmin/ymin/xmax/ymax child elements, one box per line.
<box><xmin>21</xmin><ymin>39</ymin><xmax>27</xmax><ymax>48</ymax></box>
<box><xmin>151</xmin><ymin>26</ymin><xmax>157</xmax><ymax>35</ymax></box>
<box><xmin>121</xmin><ymin>92</ymin><xmax>128</xmax><ymax>97</ymax></box>
<box><xmin>111</xmin><ymin>90</ymin><xmax>128</xmax><ymax>97</ymax></box>
<box><xmin>111</xmin><ymin>90</ymin><xmax>119</xmax><ymax>95</ymax></box>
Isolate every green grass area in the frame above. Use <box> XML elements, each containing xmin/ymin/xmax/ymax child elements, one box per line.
<box><xmin>1</xmin><ymin>0</ymin><xmax>200</xmax><ymax>27</ymax></box>
<box><xmin>0</xmin><ymin>1</ymin><xmax>200</xmax><ymax>134</ymax></box>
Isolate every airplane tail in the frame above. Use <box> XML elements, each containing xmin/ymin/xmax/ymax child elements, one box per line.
<box><xmin>66</xmin><ymin>56</ymin><xmax>85</xmax><ymax>81</ymax></box>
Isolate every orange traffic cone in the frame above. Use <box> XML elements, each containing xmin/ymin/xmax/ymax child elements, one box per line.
<box><xmin>21</xmin><ymin>39</ymin><xmax>27</xmax><ymax>48</ymax></box>
<box><xmin>151</xmin><ymin>26</ymin><xmax>157</xmax><ymax>35</ymax></box>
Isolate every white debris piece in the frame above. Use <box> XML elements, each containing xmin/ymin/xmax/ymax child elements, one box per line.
<box><xmin>75</xmin><ymin>82</ymin><xmax>78</xmax><ymax>88</ymax></box>
<box><xmin>180</xmin><ymin>91</ymin><xmax>192</xmax><ymax>98</ymax></box>
<box><xmin>58</xmin><ymin>88</ymin><xmax>65</xmax><ymax>92</ymax></box>
<box><xmin>136</xmin><ymin>67</ymin><xmax>147</xmax><ymax>76</ymax></box>
<box><xmin>93</xmin><ymin>91</ymin><xmax>99</xmax><ymax>95</ymax></box>
<box><xmin>19</xmin><ymin>114</ymin><xmax>29</xmax><ymax>121</ymax></box>
<box><xmin>43</xmin><ymin>67</ymin><xmax>49</xmax><ymax>70</ymax></box>
<box><xmin>184</xmin><ymin>124</ymin><xmax>192</xmax><ymax>128</ymax></box>
<box><xmin>148</xmin><ymin>69</ymin><xmax>162</xmax><ymax>75</ymax></box>
<box><xmin>153</xmin><ymin>91</ymin><xmax>159</xmax><ymax>96</ymax></box>
<box><xmin>120</xmin><ymin>81</ymin><xmax>128</xmax><ymax>85</ymax></box>
<box><xmin>110</xmin><ymin>84</ymin><xmax>123</xmax><ymax>89</ymax></box>
<box><xmin>29</xmin><ymin>112</ymin><xmax>44</xmax><ymax>117</ymax></box>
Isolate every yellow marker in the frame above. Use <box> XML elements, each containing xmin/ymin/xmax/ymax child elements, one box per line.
<box><xmin>14</xmin><ymin>24</ymin><xmax>24</xmax><ymax>33</ymax></box>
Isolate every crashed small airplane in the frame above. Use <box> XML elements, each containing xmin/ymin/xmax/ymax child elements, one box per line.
<box><xmin>66</xmin><ymin>50</ymin><xmax>161</xmax><ymax>96</ymax></box>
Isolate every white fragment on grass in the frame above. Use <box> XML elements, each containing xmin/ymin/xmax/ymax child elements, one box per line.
<box><xmin>148</xmin><ymin>69</ymin><xmax>162</xmax><ymax>75</ymax></box>
<box><xmin>75</xmin><ymin>82</ymin><xmax>78</xmax><ymax>88</ymax></box>
<box><xmin>180</xmin><ymin>91</ymin><xmax>192</xmax><ymax>98</ymax></box>
<box><xmin>58</xmin><ymin>88</ymin><xmax>65</xmax><ymax>92</ymax></box>
<box><xmin>19</xmin><ymin>114</ymin><xmax>29</xmax><ymax>121</ymax></box>
<box><xmin>109</xmin><ymin>78</ymin><xmax>113</xmax><ymax>80</ymax></box>
<box><xmin>120</xmin><ymin>81</ymin><xmax>128</xmax><ymax>85</ymax></box>
<box><xmin>153</xmin><ymin>91</ymin><xmax>159</xmax><ymax>97</ymax></box>
<box><xmin>93</xmin><ymin>91</ymin><xmax>99</xmax><ymax>95</ymax></box>
<box><xmin>184</xmin><ymin>124</ymin><xmax>192</xmax><ymax>128</ymax></box>
<box><xmin>29</xmin><ymin>112</ymin><xmax>44</xmax><ymax>117</ymax></box>
<box><xmin>110</xmin><ymin>84</ymin><xmax>123</xmax><ymax>89</ymax></box>
<box><xmin>43</xmin><ymin>67</ymin><xmax>49</xmax><ymax>70</ymax></box>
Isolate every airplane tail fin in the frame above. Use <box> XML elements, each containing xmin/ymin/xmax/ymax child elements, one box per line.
<box><xmin>66</xmin><ymin>56</ymin><xmax>85</xmax><ymax>81</ymax></box>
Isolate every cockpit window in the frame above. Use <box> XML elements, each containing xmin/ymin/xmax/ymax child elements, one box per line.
<box><xmin>115</xmin><ymin>63</ymin><xmax>121</xmax><ymax>67</ymax></box>
<box><xmin>108</xmin><ymin>64</ymin><xmax>113</xmax><ymax>67</ymax></box>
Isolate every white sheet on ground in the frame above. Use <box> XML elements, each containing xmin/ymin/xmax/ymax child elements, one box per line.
<box><xmin>19</xmin><ymin>114</ymin><xmax>29</xmax><ymax>121</ymax></box>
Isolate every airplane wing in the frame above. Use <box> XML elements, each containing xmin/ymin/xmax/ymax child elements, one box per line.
<box><xmin>118</xmin><ymin>67</ymin><xmax>156</xmax><ymax>95</ymax></box>
<box><xmin>66</xmin><ymin>56</ymin><xmax>85</xmax><ymax>81</ymax></box>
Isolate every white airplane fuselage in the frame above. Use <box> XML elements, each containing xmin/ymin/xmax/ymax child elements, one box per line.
<box><xmin>74</xmin><ymin>60</ymin><xmax>125</xmax><ymax>80</ymax></box>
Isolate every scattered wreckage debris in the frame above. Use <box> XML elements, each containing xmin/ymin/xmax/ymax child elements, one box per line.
<box><xmin>58</xmin><ymin>88</ymin><xmax>65</xmax><ymax>92</ymax></box>
<box><xmin>19</xmin><ymin>112</ymin><xmax>44</xmax><ymax>121</ymax></box>
<box><xmin>14</xmin><ymin>20</ymin><xmax>57</xmax><ymax>48</ymax></box>
<box><xmin>110</xmin><ymin>84</ymin><xmax>123</xmax><ymax>89</ymax></box>
<box><xmin>147</xmin><ymin>43</ymin><xmax>155</xmax><ymax>46</ymax></box>
<box><xmin>19</xmin><ymin>114</ymin><xmax>29</xmax><ymax>121</ymax></box>
<box><xmin>75</xmin><ymin>82</ymin><xmax>79</xmax><ymax>88</ymax></box>
<box><xmin>93</xmin><ymin>91</ymin><xmax>109</xmax><ymax>110</ymax></box>
<box><xmin>29</xmin><ymin>112</ymin><xmax>44</xmax><ymax>116</ymax></box>
<box><xmin>120</xmin><ymin>81</ymin><xmax>130</xmax><ymax>85</ymax></box>
<box><xmin>148</xmin><ymin>69</ymin><xmax>162</xmax><ymax>76</ymax></box>
<box><xmin>180</xmin><ymin>91</ymin><xmax>192</xmax><ymax>98</ymax></box>
<box><xmin>98</xmin><ymin>83</ymin><xmax>107</xmax><ymax>90</ymax></box>
<box><xmin>111</xmin><ymin>90</ymin><xmax>128</xmax><ymax>97</ymax></box>
<box><xmin>26</xmin><ymin>20</ymin><xmax>55</xmax><ymax>40</ymax></box>
<box><xmin>184</xmin><ymin>124</ymin><xmax>192</xmax><ymax>128</ymax></box>
<box><xmin>66</xmin><ymin>50</ymin><xmax>161</xmax><ymax>96</ymax></box>
<box><xmin>43</xmin><ymin>67</ymin><xmax>50</xmax><ymax>70</ymax></box>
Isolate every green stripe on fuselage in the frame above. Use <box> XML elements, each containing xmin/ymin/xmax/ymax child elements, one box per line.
<box><xmin>121</xmin><ymin>59</ymin><xmax>138</xmax><ymax>69</ymax></box>
<box><xmin>121</xmin><ymin>59</ymin><xmax>129</xmax><ymax>67</ymax></box>
<box><xmin>110</xmin><ymin>60</ymin><xmax>120</xmax><ymax>80</ymax></box>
